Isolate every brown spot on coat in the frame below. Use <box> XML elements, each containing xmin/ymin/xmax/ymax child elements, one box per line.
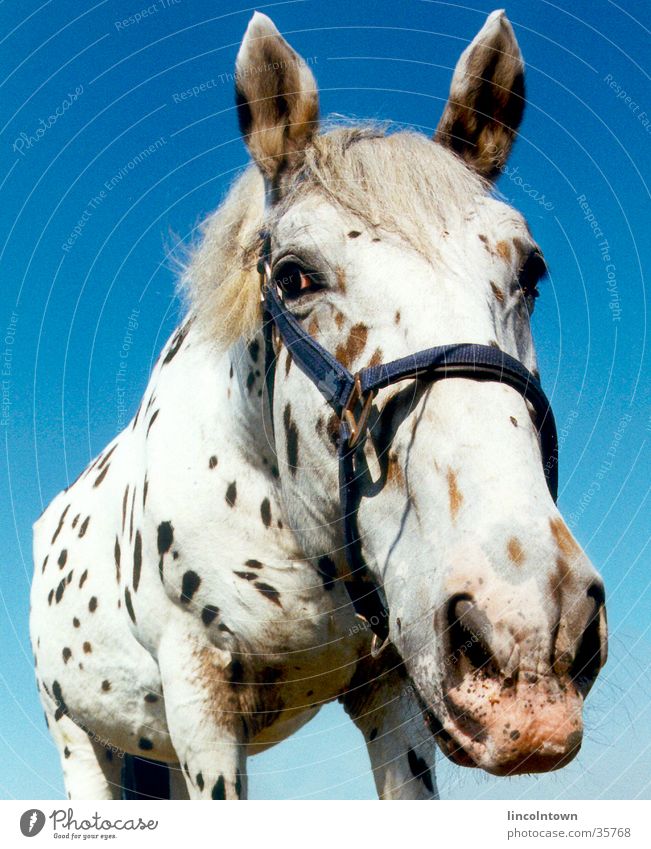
<box><xmin>336</xmin><ymin>323</ymin><xmax>368</xmax><ymax>368</ymax></box>
<box><xmin>447</xmin><ymin>469</ymin><xmax>463</xmax><ymax>520</ymax></box>
<box><xmin>496</xmin><ymin>240</ymin><xmax>511</xmax><ymax>261</ymax></box>
<box><xmin>208</xmin><ymin>455</ymin><xmax>218</xmax><ymax>469</ymax></box>
<box><xmin>549</xmin><ymin>517</ymin><xmax>580</xmax><ymax>559</ymax></box>
<box><xmin>490</xmin><ymin>281</ymin><xmax>504</xmax><ymax>302</ymax></box>
<box><xmin>507</xmin><ymin>537</ymin><xmax>525</xmax><ymax>566</ymax></box>
<box><xmin>335</xmin><ymin>267</ymin><xmax>347</xmax><ymax>294</ymax></box>
<box><xmin>387</xmin><ymin>453</ymin><xmax>405</xmax><ymax>489</ymax></box>
<box><xmin>368</xmin><ymin>348</ymin><xmax>383</xmax><ymax>368</ymax></box>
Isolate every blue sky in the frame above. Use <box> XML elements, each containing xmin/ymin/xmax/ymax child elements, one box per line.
<box><xmin>0</xmin><ymin>0</ymin><xmax>649</xmax><ymax>800</ymax></box>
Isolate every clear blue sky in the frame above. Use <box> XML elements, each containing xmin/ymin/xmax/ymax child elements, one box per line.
<box><xmin>0</xmin><ymin>0</ymin><xmax>649</xmax><ymax>800</ymax></box>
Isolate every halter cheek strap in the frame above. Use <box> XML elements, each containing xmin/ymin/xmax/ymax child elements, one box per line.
<box><xmin>259</xmin><ymin>233</ymin><xmax>559</xmax><ymax>645</ymax></box>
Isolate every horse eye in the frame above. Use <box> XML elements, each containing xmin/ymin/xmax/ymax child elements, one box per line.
<box><xmin>272</xmin><ymin>262</ymin><xmax>315</xmax><ymax>300</ymax></box>
<box><xmin>518</xmin><ymin>250</ymin><xmax>547</xmax><ymax>299</ymax></box>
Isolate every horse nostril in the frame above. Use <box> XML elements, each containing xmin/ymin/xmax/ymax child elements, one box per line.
<box><xmin>446</xmin><ymin>594</ymin><xmax>497</xmax><ymax>677</ymax></box>
<box><xmin>570</xmin><ymin>582</ymin><xmax>607</xmax><ymax>697</ymax></box>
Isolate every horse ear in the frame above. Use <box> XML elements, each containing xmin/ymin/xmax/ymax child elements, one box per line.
<box><xmin>235</xmin><ymin>13</ymin><xmax>319</xmax><ymax>190</ymax></box>
<box><xmin>435</xmin><ymin>10</ymin><xmax>525</xmax><ymax>180</ymax></box>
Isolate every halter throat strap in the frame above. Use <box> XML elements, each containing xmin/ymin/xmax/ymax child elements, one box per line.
<box><xmin>259</xmin><ymin>232</ymin><xmax>559</xmax><ymax>645</ymax></box>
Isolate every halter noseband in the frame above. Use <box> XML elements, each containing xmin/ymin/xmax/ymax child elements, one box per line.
<box><xmin>259</xmin><ymin>232</ymin><xmax>558</xmax><ymax>648</ymax></box>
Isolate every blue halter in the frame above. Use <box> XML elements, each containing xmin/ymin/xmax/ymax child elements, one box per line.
<box><xmin>260</xmin><ymin>233</ymin><xmax>558</xmax><ymax>645</ymax></box>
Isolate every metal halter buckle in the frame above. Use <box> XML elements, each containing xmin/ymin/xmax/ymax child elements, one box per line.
<box><xmin>342</xmin><ymin>373</ymin><xmax>375</xmax><ymax>448</ymax></box>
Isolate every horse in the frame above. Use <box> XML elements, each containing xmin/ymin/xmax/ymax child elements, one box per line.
<box><xmin>30</xmin><ymin>10</ymin><xmax>607</xmax><ymax>800</ymax></box>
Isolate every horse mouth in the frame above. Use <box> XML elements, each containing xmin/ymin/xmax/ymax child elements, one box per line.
<box><xmin>423</xmin><ymin>679</ymin><xmax>584</xmax><ymax>776</ymax></box>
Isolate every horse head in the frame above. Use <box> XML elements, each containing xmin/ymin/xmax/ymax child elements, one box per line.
<box><xmin>220</xmin><ymin>10</ymin><xmax>607</xmax><ymax>777</ymax></box>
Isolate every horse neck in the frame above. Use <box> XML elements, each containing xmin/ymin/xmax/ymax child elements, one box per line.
<box><xmin>224</xmin><ymin>333</ymin><xmax>277</xmax><ymax>469</ymax></box>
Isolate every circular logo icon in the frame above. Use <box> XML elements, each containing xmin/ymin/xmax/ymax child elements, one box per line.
<box><xmin>20</xmin><ymin>809</ymin><xmax>46</xmax><ymax>837</ymax></box>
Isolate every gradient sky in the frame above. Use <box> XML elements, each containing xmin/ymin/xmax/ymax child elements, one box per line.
<box><xmin>0</xmin><ymin>0</ymin><xmax>649</xmax><ymax>800</ymax></box>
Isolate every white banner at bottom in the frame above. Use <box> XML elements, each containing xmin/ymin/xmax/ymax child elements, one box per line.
<box><xmin>1</xmin><ymin>799</ymin><xmax>648</xmax><ymax>848</ymax></box>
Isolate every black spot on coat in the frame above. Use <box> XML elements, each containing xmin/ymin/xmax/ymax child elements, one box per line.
<box><xmin>146</xmin><ymin>409</ymin><xmax>159</xmax><ymax>436</ymax></box>
<box><xmin>201</xmin><ymin>605</ymin><xmax>219</xmax><ymax>626</ymax></box>
<box><xmin>407</xmin><ymin>747</ymin><xmax>434</xmax><ymax>793</ymax></box>
<box><xmin>227</xmin><ymin>660</ymin><xmax>244</xmax><ymax>684</ymax></box>
<box><xmin>94</xmin><ymin>465</ymin><xmax>110</xmax><ymax>487</ymax></box>
<box><xmin>254</xmin><ymin>582</ymin><xmax>282</xmax><ymax>607</ymax></box>
<box><xmin>55</xmin><ymin>579</ymin><xmax>66</xmax><ymax>604</ymax></box>
<box><xmin>225</xmin><ymin>481</ymin><xmax>237</xmax><ymax>508</ymax></box>
<box><xmin>283</xmin><ymin>405</ymin><xmax>299</xmax><ymax>475</ymax></box>
<box><xmin>51</xmin><ymin>506</ymin><xmax>69</xmax><ymax>544</ymax></box>
<box><xmin>260</xmin><ymin>498</ymin><xmax>271</xmax><ymax>528</ymax></box>
<box><xmin>180</xmin><ymin>571</ymin><xmax>201</xmax><ymax>604</ymax></box>
<box><xmin>211</xmin><ymin>774</ymin><xmax>226</xmax><ymax>800</ymax></box>
<box><xmin>52</xmin><ymin>680</ymin><xmax>69</xmax><ymax>721</ymax></box>
<box><xmin>133</xmin><ymin>530</ymin><xmax>143</xmax><ymax>591</ymax></box>
<box><xmin>157</xmin><ymin>521</ymin><xmax>174</xmax><ymax>554</ymax></box>
<box><xmin>114</xmin><ymin>538</ymin><xmax>121</xmax><ymax>583</ymax></box>
<box><xmin>124</xmin><ymin>588</ymin><xmax>136</xmax><ymax>624</ymax></box>
<box><xmin>316</xmin><ymin>556</ymin><xmax>337</xmax><ymax>590</ymax></box>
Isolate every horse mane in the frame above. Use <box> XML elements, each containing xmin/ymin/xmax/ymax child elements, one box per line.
<box><xmin>179</xmin><ymin>124</ymin><xmax>487</xmax><ymax>350</ymax></box>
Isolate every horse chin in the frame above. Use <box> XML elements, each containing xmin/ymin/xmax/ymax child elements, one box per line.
<box><xmin>428</xmin><ymin>674</ymin><xmax>585</xmax><ymax>776</ymax></box>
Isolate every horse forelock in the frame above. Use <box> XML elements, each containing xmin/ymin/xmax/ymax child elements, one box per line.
<box><xmin>180</xmin><ymin>124</ymin><xmax>488</xmax><ymax>351</ymax></box>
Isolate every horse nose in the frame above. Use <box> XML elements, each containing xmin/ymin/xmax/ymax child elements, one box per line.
<box><xmin>445</xmin><ymin>594</ymin><xmax>501</xmax><ymax>679</ymax></box>
<box><xmin>566</xmin><ymin>581</ymin><xmax>608</xmax><ymax>697</ymax></box>
<box><xmin>436</xmin><ymin>588</ymin><xmax>602</xmax><ymax>776</ymax></box>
